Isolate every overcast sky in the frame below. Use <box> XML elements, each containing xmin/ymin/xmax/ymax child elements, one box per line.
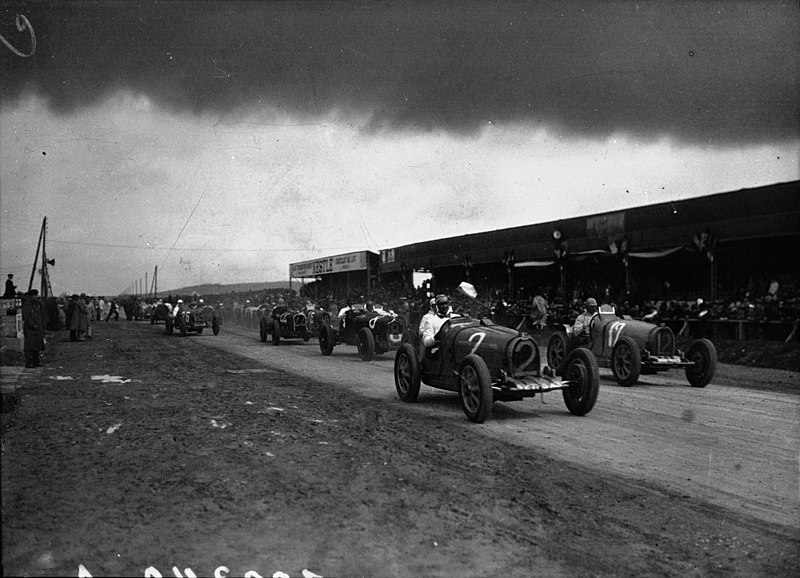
<box><xmin>1</xmin><ymin>1</ymin><xmax>798</xmax><ymax>296</ymax></box>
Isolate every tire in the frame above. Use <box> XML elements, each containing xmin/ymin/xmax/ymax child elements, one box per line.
<box><xmin>259</xmin><ymin>318</ymin><xmax>268</xmax><ymax>342</ymax></box>
<box><xmin>611</xmin><ymin>336</ymin><xmax>641</xmax><ymax>386</ymax></box>
<box><xmin>357</xmin><ymin>327</ymin><xmax>376</xmax><ymax>361</ymax></box>
<box><xmin>685</xmin><ymin>338</ymin><xmax>717</xmax><ymax>388</ymax></box>
<box><xmin>394</xmin><ymin>344</ymin><xmax>421</xmax><ymax>402</ymax></box>
<box><xmin>562</xmin><ymin>347</ymin><xmax>600</xmax><ymax>416</ymax></box>
<box><xmin>165</xmin><ymin>317</ymin><xmax>173</xmax><ymax>335</ymax></box>
<box><xmin>459</xmin><ymin>354</ymin><xmax>493</xmax><ymax>423</ymax></box>
<box><xmin>319</xmin><ymin>324</ymin><xmax>335</xmax><ymax>356</ymax></box>
<box><xmin>546</xmin><ymin>331</ymin><xmax>571</xmax><ymax>374</ymax></box>
<box><xmin>212</xmin><ymin>317</ymin><xmax>220</xmax><ymax>336</ymax></box>
<box><xmin>271</xmin><ymin>319</ymin><xmax>281</xmax><ymax>345</ymax></box>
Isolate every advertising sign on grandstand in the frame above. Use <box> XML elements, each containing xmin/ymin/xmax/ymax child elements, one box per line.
<box><xmin>290</xmin><ymin>251</ymin><xmax>368</xmax><ymax>278</ymax></box>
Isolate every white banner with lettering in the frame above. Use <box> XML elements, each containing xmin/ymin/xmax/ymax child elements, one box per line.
<box><xmin>290</xmin><ymin>251</ymin><xmax>368</xmax><ymax>278</ymax></box>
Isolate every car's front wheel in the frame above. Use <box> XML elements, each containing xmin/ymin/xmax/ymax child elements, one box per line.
<box><xmin>271</xmin><ymin>319</ymin><xmax>281</xmax><ymax>345</ymax></box>
<box><xmin>357</xmin><ymin>328</ymin><xmax>375</xmax><ymax>361</ymax></box>
<box><xmin>394</xmin><ymin>344</ymin><xmax>421</xmax><ymax>402</ymax></box>
<box><xmin>685</xmin><ymin>338</ymin><xmax>717</xmax><ymax>388</ymax></box>
<box><xmin>611</xmin><ymin>336</ymin><xmax>641</xmax><ymax>386</ymax></box>
<box><xmin>459</xmin><ymin>354</ymin><xmax>493</xmax><ymax>423</ymax></box>
<box><xmin>562</xmin><ymin>347</ymin><xmax>600</xmax><ymax>416</ymax></box>
<box><xmin>546</xmin><ymin>331</ymin><xmax>571</xmax><ymax>374</ymax></box>
<box><xmin>319</xmin><ymin>324</ymin><xmax>335</xmax><ymax>356</ymax></box>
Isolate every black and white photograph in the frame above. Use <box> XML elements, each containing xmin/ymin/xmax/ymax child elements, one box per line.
<box><xmin>1</xmin><ymin>1</ymin><xmax>798</xmax><ymax>576</ymax></box>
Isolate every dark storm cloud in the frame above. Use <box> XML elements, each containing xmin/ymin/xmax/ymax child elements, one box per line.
<box><xmin>2</xmin><ymin>0</ymin><xmax>797</xmax><ymax>144</ymax></box>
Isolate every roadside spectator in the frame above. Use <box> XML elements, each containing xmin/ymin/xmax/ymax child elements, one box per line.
<box><xmin>69</xmin><ymin>293</ymin><xmax>89</xmax><ymax>341</ymax></box>
<box><xmin>105</xmin><ymin>298</ymin><xmax>119</xmax><ymax>322</ymax></box>
<box><xmin>22</xmin><ymin>289</ymin><xmax>44</xmax><ymax>368</ymax></box>
<box><xmin>4</xmin><ymin>273</ymin><xmax>17</xmax><ymax>298</ymax></box>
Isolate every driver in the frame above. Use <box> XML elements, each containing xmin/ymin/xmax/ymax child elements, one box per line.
<box><xmin>572</xmin><ymin>297</ymin><xmax>598</xmax><ymax>338</ymax></box>
<box><xmin>419</xmin><ymin>294</ymin><xmax>455</xmax><ymax>352</ymax></box>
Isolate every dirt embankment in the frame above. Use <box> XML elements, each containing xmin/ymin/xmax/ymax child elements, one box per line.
<box><xmin>2</xmin><ymin>322</ymin><xmax>798</xmax><ymax>577</ymax></box>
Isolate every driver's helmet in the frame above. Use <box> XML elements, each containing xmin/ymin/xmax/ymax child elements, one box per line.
<box><xmin>177</xmin><ymin>299</ymin><xmax>184</xmax><ymax>305</ymax></box>
<box><xmin>435</xmin><ymin>294</ymin><xmax>450</xmax><ymax>317</ymax></box>
<box><xmin>585</xmin><ymin>297</ymin><xmax>598</xmax><ymax>313</ymax></box>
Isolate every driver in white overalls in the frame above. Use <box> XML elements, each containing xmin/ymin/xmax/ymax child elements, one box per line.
<box><xmin>572</xmin><ymin>297</ymin><xmax>598</xmax><ymax>343</ymax></box>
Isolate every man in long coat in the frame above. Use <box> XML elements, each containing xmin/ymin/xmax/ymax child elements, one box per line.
<box><xmin>22</xmin><ymin>289</ymin><xmax>44</xmax><ymax>368</ymax></box>
<box><xmin>69</xmin><ymin>293</ymin><xmax>89</xmax><ymax>341</ymax></box>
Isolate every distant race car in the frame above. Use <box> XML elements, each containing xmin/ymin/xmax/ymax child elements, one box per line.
<box><xmin>546</xmin><ymin>305</ymin><xmax>717</xmax><ymax>387</ymax></box>
<box><xmin>260</xmin><ymin>306</ymin><xmax>312</xmax><ymax>345</ymax></box>
<box><xmin>150</xmin><ymin>302</ymin><xmax>172</xmax><ymax>325</ymax></box>
<box><xmin>318</xmin><ymin>304</ymin><xmax>405</xmax><ymax>361</ymax></box>
<box><xmin>165</xmin><ymin>306</ymin><xmax>211</xmax><ymax>337</ymax></box>
<box><xmin>393</xmin><ymin>316</ymin><xmax>599</xmax><ymax>423</ymax></box>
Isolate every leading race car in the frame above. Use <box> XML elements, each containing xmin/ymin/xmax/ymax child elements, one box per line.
<box><xmin>546</xmin><ymin>305</ymin><xmax>717</xmax><ymax>387</ymax></box>
<box><xmin>259</xmin><ymin>305</ymin><xmax>312</xmax><ymax>345</ymax></box>
<box><xmin>318</xmin><ymin>304</ymin><xmax>405</xmax><ymax>361</ymax></box>
<box><xmin>165</xmin><ymin>305</ymin><xmax>211</xmax><ymax>337</ymax></box>
<box><xmin>393</xmin><ymin>316</ymin><xmax>599</xmax><ymax>423</ymax></box>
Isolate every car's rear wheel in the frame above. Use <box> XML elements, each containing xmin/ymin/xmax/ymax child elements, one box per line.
<box><xmin>394</xmin><ymin>344</ymin><xmax>420</xmax><ymax>402</ymax></box>
<box><xmin>319</xmin><ymin>324</ymin><xmax>335</xmax><ymax>356</ymax></box>
<box><xmin>212</xmin><ymin>317</ymin><xmax>220</xmax><ymax>335</ymax></box>
<box><xmin>271</xmin><ymin>319</ymin><xmax>281</xmax><ymax>345</ymax></box>
<box><xmin>685</xmin><ymin>338</ymin><xmax>717</xmax><ymax>388</ymax></box>
<box><xmin>562</xmin><ymin>347</ymin><xmax>600</xmax><ymax>416</ymax></box>
<box><xmin>459</xmin><ymin>354</ymin><xmax>493</xmax><ymax>423</ymax></box>
<box><xmin>357</xmin><ymin>328</ymin><xmax>375</xmax><ymax>361</ymax></box>
<box><xmin>611</xmin><ymin>336</ymin><xmax>641</xmax><ymax>386</ymax></box>
<box><xmin>546</xmin><ymin>331</ymin><xmax>570</xmax><ymax>374</ymax></box>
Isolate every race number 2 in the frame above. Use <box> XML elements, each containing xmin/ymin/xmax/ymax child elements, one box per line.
<box><xmin>468</xmin><ymin>331</ymin><xmax>486</xmax><ymax>356</ymax></box>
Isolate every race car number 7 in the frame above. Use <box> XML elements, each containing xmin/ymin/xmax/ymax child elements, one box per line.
<box><xmin>468</xmin><ymin>332</ymin><xmax>486</xmax><ymax>355</ymax></box>
<box><xmin>607</xmin><ymin>321</ymin><xmax>626</xmax><ymax>348</ymax></box>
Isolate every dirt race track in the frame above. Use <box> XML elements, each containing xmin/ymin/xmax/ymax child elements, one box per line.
<box><xmin>2</xmin><ymin>320</ymin><xmax>799</xmax><ymax>577</ymax></box>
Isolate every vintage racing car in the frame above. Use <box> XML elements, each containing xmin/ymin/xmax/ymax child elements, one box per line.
<box><xmin>259</xmin><ymin>305</ymin><xmax>312</xmax><ymax>345</ymax></box>
<box><xmin>165</xmin><ymin>306</ymin><xmax>212</xmax><ymax>337</ymax></box>
<box><xmin>318</xmin><ymin>304</ymin><xmax>405</xmax><ymax>361</ymax></box>
<box><xmin>393</xmin><ymin>316</ymin><xmax>599</xmax><ymax>423</ymax></box>
<box><xmin>546</xmin><ymin>305</ymin><xmax>717</xmax><ymax>387</ymax></box>
<box><xmin>150</xmin><ymin>302</ymin><xmax>172</xmax><ymax>325</ymax></box>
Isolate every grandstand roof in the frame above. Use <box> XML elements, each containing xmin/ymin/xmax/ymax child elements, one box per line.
<box><xmin>379</xmin><ymin>181</ymin><xmax>800</xmax><ymax>272</ymax></box>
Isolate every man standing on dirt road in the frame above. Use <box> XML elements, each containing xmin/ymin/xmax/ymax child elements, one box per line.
<box><xmin>22</xmin><ymin>289</ymin><xmax>44</xmax><ymax>368</ymax></box>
